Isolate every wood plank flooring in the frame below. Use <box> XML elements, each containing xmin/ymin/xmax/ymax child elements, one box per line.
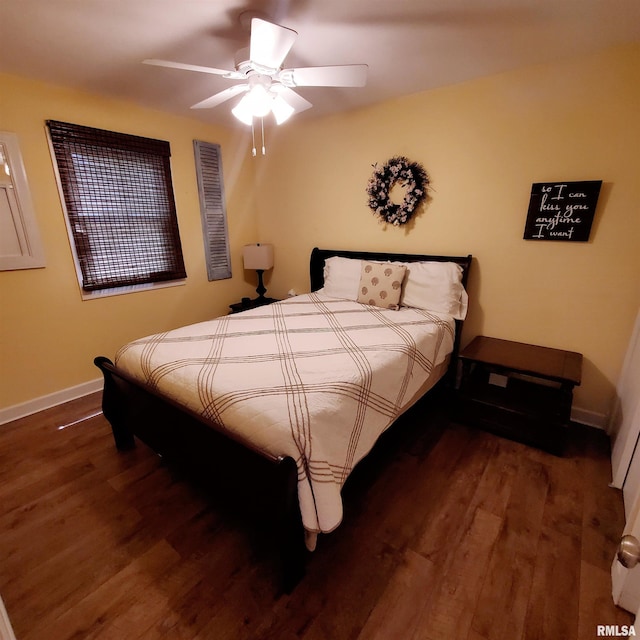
<box><xmin>0</xmin><ymin>389</ymin><xmax>633</xmax><ymax>639</ymax></box>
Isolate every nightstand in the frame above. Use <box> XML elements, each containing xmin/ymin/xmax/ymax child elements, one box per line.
<box><xmin>229</xmin><ymin>296</ymin><xmax>279</xmax><ymax>314</ymax></box>
<box><xmin>457</xmin><ymin>336</ymin><xmax>582</xmax><ymax>455</ymax></box>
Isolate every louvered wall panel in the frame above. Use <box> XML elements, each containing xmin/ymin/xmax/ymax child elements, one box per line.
<box><xmin>193</xmin><ymin>140</ymin><xmax>231</xmax><ymax>281</ymax></box>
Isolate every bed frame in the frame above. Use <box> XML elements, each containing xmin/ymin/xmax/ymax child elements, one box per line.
<box><xmin>95</xmin><ymin>247</ymin><xmax>472</xmax><ymax>593</ymax></box>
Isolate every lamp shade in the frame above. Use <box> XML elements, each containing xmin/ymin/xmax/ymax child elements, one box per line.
<box><xmin>243</xmin><ymin>243</ymin><xmax>274</xmax><ymax>270</ymax></box>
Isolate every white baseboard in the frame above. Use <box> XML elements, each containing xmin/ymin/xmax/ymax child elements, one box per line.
<box><xmin>0</xmin><ymin>378</ymin><xmax>102</xmax><ymax>426</ymax></box>
<box><xmin>571</xmin><ymin>405</ymin><xmax>608</xmax><ymax>430</ymax></box>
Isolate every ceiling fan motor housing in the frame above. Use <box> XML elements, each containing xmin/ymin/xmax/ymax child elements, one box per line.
<box><xmin>234</xmin><ymin>47</ymin><xmax>280</xmax><ymax>77</ymax></box>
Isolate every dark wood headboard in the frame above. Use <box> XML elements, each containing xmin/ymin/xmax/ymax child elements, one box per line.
<box><xmin>309</xmin><ymin>247</ymin><xmax>473</xmax><ymax>384</ymax></box>
<box><xmin>310</xmin><ymin>247</ymin><xmax>472</xmax><ymax>291</ymax></box>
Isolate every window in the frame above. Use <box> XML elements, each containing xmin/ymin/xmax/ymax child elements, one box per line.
<box><xmin>0</xmin><ymin>131</ymin><xmax>46</xmax><ymax>270</ymax></box>
<box><xmin>47</xmin><ymin>120</ymin><xmax>186</xmax><ymax>295</ymax></box>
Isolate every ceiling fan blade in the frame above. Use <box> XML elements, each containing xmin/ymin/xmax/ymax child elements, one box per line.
<box><xmin>272</xmin><ymin>86</ymin><xmax>313</xmax><ymax>113</ymax></box>
<box><xmin>250</xmin><ymin>18</ymin><xmax>297</xmax><ymax>70</ymax></box>
<box><xmin>282</xmin><ymin>64</ymin><xmax>368</xmax><ymax>87</ymax></box>
<box><xmin>143</xmin><ymin>59</ymin><xmax>241</xmax><ymax>78</ymax></box>
<box><xmin>191</xmin><ymin>85</ymin><xmax>248</xmax><ymax>109</ymax></box>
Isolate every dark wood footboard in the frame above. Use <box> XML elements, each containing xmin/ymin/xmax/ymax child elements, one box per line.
<box><xmin>94</xmin><ymin>356</ymin><xmax>307</xmax><ymax>593</ymax></box>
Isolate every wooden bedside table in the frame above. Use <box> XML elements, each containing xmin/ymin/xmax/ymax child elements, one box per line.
<box><xmin>229</xmin><ymin>296</ymin><xmax>279</xmax><ymax>314</ymax></box>
<box><xmin>457</xmin><ymin>336</ymin><xmax>582</xmax><ymax>455</ymax></box>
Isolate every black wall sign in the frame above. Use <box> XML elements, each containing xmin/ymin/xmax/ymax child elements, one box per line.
<box><xmin>523</xmin><ymin>180</ymin><xmax>602</xmax><ymax>242</ymax></box>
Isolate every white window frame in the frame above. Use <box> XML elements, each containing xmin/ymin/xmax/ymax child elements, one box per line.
<box><xmin>0</xmin><ymin>131</ymin><xmax>46</xmax><ymax>270</ymax></box>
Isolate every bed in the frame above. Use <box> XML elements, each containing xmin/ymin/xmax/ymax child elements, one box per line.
<box><xmin>95</xmin><ymin>247</ymin><xmax>472</xmax><ymax>591</ymax></box>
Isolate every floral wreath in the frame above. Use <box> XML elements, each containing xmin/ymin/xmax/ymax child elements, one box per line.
<box><xmin>366</xmin><ymin>156</ymin><xmax>429</xmax><ymax>225</ymax></box>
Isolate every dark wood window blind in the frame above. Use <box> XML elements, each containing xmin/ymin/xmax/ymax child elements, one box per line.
<box><xmin>193</xmin><ymin>140</ymin><xmax>231</xmax><ymax>281</ymax></box>
<box><xmin>47</xmin><ymin>120</ymin><xmax>186</xmax><ymax>291</ymax></box>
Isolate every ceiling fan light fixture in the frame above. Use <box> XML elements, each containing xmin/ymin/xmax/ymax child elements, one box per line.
<box><xmin>271</xmin><ymin>95</ymin><xmax>295</xmax><ymax>125</ymax></box>
<box><xmin>231</xmin><ymin>98</ymin><xmax>255</xmax><ymax>125</ymax></box>
<box><xmin>232</xmin><ymin>80</ymin><xmax>279</xmax><ymax>124</ymax></box>
<box><xmin>247</xmin><ymin>84</ymin><xmax>274</xmax><ymax>117</ymax></box>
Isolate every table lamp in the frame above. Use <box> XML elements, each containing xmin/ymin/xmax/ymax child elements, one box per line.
<box><xmin>242</xmin><ymin>243</ymin><xmax>274</xmax><ymax>300</ymax></box>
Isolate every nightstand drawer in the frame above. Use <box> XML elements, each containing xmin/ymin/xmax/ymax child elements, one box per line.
<box><xmin>457</xmin><ymin>395</ymin><xmax>568</xmax><ymax>455</ymax></box>
<box><xmin>457</xmin><ymin>336</ymin><xmax>582</xmax><ymax>455</ymax></box>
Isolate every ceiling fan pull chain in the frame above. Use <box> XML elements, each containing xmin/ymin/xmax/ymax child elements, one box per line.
<box><xmin>251</xmin><ymin>120</ymin><xmax>257</xmax><ymax>157</ymax></box>
<box><xmin>261</xmin><ymin>117</ymin><xmax>266</xmax><ymax>155</ymax></box>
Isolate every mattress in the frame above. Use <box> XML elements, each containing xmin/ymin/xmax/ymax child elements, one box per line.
<box><xmin>115</xmin><ymin>292</ymin><xmax>456</xmax><ymax>535</ymax></box>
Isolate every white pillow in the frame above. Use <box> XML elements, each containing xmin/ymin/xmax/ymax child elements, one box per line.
<box><xmin>321</xmin><ymin>256</ymin><xmax>362</xmax><ymax>300</ymax></box>
<box><xmin>400</xmin><ymin>261</ymin><xmax>468</xmax><ymax>319</ymax></box>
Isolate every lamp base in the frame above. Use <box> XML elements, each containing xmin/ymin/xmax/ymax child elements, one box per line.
<box><xmin>255</xmin><ymin>269</ymin><xmax>267</xmax><ymax>299</ymax></box>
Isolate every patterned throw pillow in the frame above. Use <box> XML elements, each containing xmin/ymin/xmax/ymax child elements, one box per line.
<box><xmin>357</xmin><ymin>261</ymin><xmax>407</xmax><ymax>310</ymax></box>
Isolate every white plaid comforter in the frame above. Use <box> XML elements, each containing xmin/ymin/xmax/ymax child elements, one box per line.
<box><xmin>115</xmin><ymin>292</ymin><xmax>455</xmax><ymax>535</ymax></box>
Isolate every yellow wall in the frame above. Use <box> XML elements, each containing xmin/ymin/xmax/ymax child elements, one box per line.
<box><xmin>0</xmin><ymin>73</ymin><xmax>258</xmax><ymax>408</ymax></box>
<box><xmin>1</xmin><ymin>43</ymin><xmax>638</xmax><ymax>424</ymax></box>
<box><xmin>256</xmin><ymin>43</ymin><xmax>640</xmax><ymax>422</ymax></box>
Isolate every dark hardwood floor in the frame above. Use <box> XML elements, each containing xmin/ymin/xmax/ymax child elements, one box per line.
<box><xmin>0</xmin><ymin>389</ymin><xmax>633</xmax><ymax>639</ymax></box>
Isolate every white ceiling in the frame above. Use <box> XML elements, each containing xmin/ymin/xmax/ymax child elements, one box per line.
<box><xmin>2</xmin><ymin>0</ymin><xmax>639</xmax><ymax>128</ymax></box>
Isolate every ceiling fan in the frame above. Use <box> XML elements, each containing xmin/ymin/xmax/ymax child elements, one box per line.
<box><xmin>144</xmin><ymin>17</ymin><xmax>368</xmax><ymax>128</ymax></box>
